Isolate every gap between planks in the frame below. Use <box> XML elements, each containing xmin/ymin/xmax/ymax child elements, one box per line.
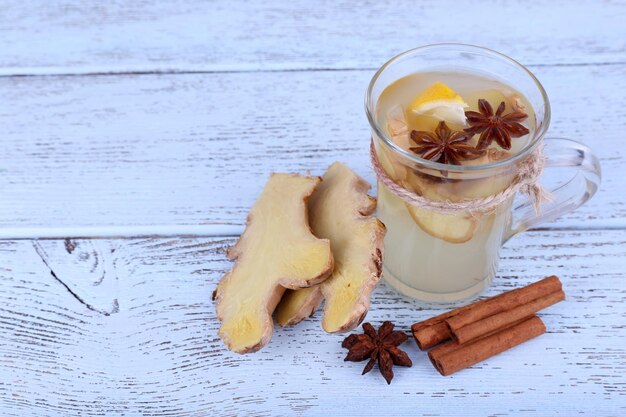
<box><xmin>1</xmin><ymin>60</ymin><xmax>626</xmax><ymax>78</ymax></box>
<box><xmin>0</xmin><ymin>220</ymin><xmax>624</xmax><ymax>241</ymax></box>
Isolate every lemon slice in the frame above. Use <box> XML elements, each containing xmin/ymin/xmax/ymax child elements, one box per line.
<box><xmin>408</xmin><ymin>82</ymin><xmax>468</xmax><ymax>126</ymax></box>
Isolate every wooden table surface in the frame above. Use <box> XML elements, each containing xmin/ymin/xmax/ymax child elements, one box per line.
<box><xmin>1</xmin><ymin>1</ymin><xmax>625</xmax><ymax>416</ymax></box>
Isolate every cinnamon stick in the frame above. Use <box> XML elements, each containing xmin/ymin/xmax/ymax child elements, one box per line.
<box><xmin>449</xmin><ymin>289</ymin><xmax>565</xmax><ymax>344</ymax></box>
<box><xmin>412</xmin><ymin>276</ymin><xmax>561</xmax><ymax>349</ymax></box>
<box><xmin>412</xmin><ymin>321</ymin><xmax>452</xmax><ymax>350</ymax></box>
<box><xmin>446</xmin><ymin>276</ymin><xmax>562</xmax><ymax>332</ymax></box>
<box><xmin>411</xmin><ymin>303</ymin><xmax>482</xmax><ymax>349</ymax></box>
<box><xmin>428</xmin><ymin>315</ymin><xmax>546</xmax><ymax>376</ymax></box>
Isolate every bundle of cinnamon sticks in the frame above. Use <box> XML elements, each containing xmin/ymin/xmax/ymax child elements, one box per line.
<box><xmin>412</xmin><ymin>276</ymin><xmax>565</xmax><ymax>376</ymax></box>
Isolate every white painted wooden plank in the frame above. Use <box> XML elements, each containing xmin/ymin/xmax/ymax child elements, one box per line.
<box><xmin>0</xmin><ymin>64</ymin><xmax>623</xmax><ymax>234</ymax></box>
<box><xmin>0</xmin><ymin>229</ymin><xmax>624</xmax><ymax>416</ymax></box>
<box><xmin>0</xmin><ymin>0</ymin><xmax>625</xmax><ymax>74</ymax></box>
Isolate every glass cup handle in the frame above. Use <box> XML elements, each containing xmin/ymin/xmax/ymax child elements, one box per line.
<box><xmin>503</xmin><ymin>137</ymin><xmax>602</xmax><ymax>242</ymax></box>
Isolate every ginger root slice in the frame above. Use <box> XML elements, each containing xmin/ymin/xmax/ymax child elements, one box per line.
<box><xmin>213</xmin><ymin>173</ymin><xmax>333</xmax><ymax>353</ymax></box>
<box><xmin>386</xmin><ymin>105</ymin><xmax>411</xmax><ymax>150</ymax></box>
<box><xmin>275</xmin><ymin>162</ymin><xmax>386</xmax><ymax>333</ymax></box>
<box><xmin>274</xmin><ymin>286</ymin><xmax>323</xmax><ymax>327</ymax></box>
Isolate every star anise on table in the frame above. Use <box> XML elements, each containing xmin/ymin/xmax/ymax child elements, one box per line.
<box><xmin>342</xmin><ymin>321</ymin><xmax>412</xmax><ymax>384</ymax></box>
<box><xmin>465</xmin><ymin>99</ymin><xmax>530</xmax><ymax>150</ymax></box>
<box><xmin>410</xmin><ymin>121</ymin><xmax>484</xmax><ymax>165</ymax></box>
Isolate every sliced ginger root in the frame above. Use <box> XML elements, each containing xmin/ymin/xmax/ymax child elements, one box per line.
<box><xmin>401</xmin><ymin>178</ymin><xmax>478</xmax><ymax>244</ymax></box>
<box><xmin>275</xmin><ymin>163</ymin><xmax>386</xmax><ymax>333</ymax></box>
<box><xmin>402</xmin><ymin>149</ymin><xmax>511</xmax><ymax>244</ymax></box>
<box><xmin>374</xmin><ymin>105</ymin><xmax>410</xmax><ymax>182</ymax></box>
<box><xmin>274</xmin><ymin>286</ymin><xmax>324</xmax><ymax>327</ymax></box>
<box><xmin>386</xmin><ymin>105</ymin><xmax>411</xmax><ymax>151</ymax></box>
<box><xmin>213</xmin><ymin>173</ymin><xmax>333</xmax><ymax>353</ymax></box>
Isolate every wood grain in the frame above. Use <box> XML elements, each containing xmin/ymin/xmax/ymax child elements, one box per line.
<box><xmin>0</xmin><ymin>63</ymin><xmax>623</xmax><ymax>235</ymax></box>
<box><xmin>0</xmin><ymin>0</ymin><xmax>625</xmax><ymax>75</ymax></box>
<box><xmin>0</xmin><ymin>1</ymin><xmax>624</xmax><ymax>415</ymax></box>
<box><xmin>0</xmin><ymin>230</ymin><xmax>624</xmax><ymax>416</ymax></box>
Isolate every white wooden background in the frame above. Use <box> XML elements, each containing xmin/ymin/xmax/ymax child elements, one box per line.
<box><xmin>0</xmin><ymin>1</ymin><xmax>625</xmax><ymax>416</ymax></box>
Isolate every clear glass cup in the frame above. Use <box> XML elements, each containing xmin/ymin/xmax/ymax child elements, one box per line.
<box><xmin>365</xmin><ymin>44</ymin><xmax>601</xmax><ymax>302</ymax></box>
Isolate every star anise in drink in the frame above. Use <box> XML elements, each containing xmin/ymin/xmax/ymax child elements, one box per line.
<box><xmin>409</xmin><ymin>121</ymin><xmax>484</xmax><ymax>165</ymax></box>
<box><xmin>342</xmin><ymin>321</ymin><xmax>412</xmax><ymax>384</ymax></box>
<box><xmin>465</xmin><ymin>99</ymin><xmax>530</xmax><ymax>150</ymax></box>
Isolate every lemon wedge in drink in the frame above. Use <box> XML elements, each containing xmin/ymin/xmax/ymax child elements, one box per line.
<box><xmin>408</xmin><ymin>82</ymin><xmax>468</xmax><ymax>126</ymax></box>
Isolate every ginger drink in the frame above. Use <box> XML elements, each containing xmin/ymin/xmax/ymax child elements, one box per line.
<box><xmin>374</xmin><ymin>72</ymin><xmax>535</xmax><ymax>301</ymax></box>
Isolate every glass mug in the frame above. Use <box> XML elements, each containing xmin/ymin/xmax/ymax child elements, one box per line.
<box><xmin>365</xmin><ymin>44</ymin><xmax>601</xmax><ymax>302</ymax></box>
